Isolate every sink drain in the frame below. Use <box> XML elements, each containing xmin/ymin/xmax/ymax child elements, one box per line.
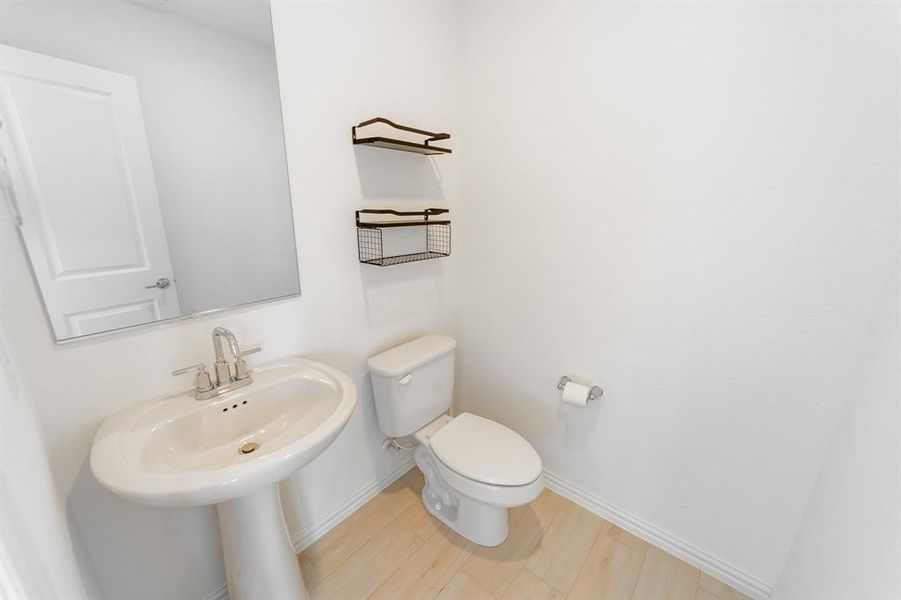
<box><xmin>239</xmin><ymin>442</ymin><xmax>260</xmax><ymax>455</ymax></box>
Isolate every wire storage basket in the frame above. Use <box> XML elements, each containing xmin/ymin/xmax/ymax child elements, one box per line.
<box><xmin>356</xmin><ymin>209</ymin><xmax>451</xmax><ymax>266</ymax></box>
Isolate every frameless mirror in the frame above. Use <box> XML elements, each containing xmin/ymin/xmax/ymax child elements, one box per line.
<box><xmin>0</xmin><ymin>0</ymin><xmax>299</xmax><ymax>342</ymax></box>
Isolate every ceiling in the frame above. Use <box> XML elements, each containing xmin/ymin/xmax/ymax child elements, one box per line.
<box><xmin>127</xmin><ymin>0</ymin><xmax>275</xmax><ymax>47</ymax></box>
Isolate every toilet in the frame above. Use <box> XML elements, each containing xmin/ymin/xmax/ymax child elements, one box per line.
<box><xmin>368</xmin><ymin>334</ymin><xmax>543</xmax><ymax>546</ymax></box>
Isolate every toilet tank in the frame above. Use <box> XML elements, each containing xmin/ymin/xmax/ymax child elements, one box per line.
<box><xmin>368</xmin><ymin>334</ymin><xmax>456</xmax><ymax>438</ymax></box>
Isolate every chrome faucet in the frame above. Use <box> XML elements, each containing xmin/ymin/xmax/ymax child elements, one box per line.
<box><xmin>173</xmin><ymin>328</ymin><xmax>261</xmax><ymax>400</ymax></box>
<box><xmin>212</xmin><ymin>327</ymin><xmax>241</xmax><ymax>385</ymax></box>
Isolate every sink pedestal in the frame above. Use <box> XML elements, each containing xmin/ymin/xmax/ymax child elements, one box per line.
<box><xmin>217</xmin><ymin>485</ymin><xmax>307</xmax><ymax>599</ymax></box>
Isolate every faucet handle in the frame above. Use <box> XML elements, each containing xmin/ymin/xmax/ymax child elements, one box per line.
<box><xmin>236</xmin><ymin>346</ymin><xmax>261</xmax><ymax>358</ymax></box>
<box><xmin>172</xmin><ymin>363</ymin><xmax>214</xmax><ymax>393</ymax></box>
<box><xmin>234</xmin><ymin>347</ymin><xmax>261</xmax><ymax>381</ymax></box>
<box><xmin>172</xmin><ymin>363</ymin><xmax>206</xmax><ymax>376</ymax></box>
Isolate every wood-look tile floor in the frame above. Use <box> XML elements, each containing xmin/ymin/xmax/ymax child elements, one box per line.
<box><xmin>297</xmin><ymin>468</ymin><xmax>752</xmax><ymax>600</ymax></box>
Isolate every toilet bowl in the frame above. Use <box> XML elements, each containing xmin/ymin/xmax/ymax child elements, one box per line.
<box><xmin>412</xmin><ymin>413</ymin><xmax>543</xmax><ymax>546</ymax></box>
<box><xmin>368</xmin><ymin>334</ymin><xmax>543</xmax><ymax>547</ymax></box>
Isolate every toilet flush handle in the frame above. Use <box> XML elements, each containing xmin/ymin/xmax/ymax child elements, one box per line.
<box><xmin>399</xmin><ymin>374</ymin><xmax>413</xmax><ymax>385</ymax></box>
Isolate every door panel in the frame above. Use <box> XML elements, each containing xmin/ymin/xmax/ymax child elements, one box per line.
<box><xmin>0</xmin><ymin>45</ymin><xmax>180</xmax><ymax>339</ymax></box>
<box><xmin>66</xmin><ymin>300</ymin><xmax>160</xmax><ymax>337</ymax></box>
<box><xmin>7</xmin><ymin>75</ymin><xmax>148</xmax><ymax>275</ymax></box>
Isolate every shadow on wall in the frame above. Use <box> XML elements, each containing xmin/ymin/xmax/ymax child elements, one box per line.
<box><xmin>278</xmin><ymin>349</ymin><xmax>390</xmax><ymax>540</ymax></box>
<box><xmin>68</xmin><ymin>460</ymin><xmax>225</xmax><ymax>600</ymax></box>
<box><xmin>353</xmin><ymin>146</ymin><xmax>445</xmax><ymax>200</ymax></box>
<box><xmin>359</xmin><ymin>260</ymin><xmax>447</xmax><ymax>328</ymax></box>
<box><xmin>554</xmin><ymin>378</ymin><xmax>602</xmax><ymax>450</ymax></box>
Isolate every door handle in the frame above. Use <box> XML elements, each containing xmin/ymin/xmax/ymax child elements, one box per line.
<box><xmin>145</xmin><ymin>277</ymin><xmax>171</xmax><ymax>289</ymax></box>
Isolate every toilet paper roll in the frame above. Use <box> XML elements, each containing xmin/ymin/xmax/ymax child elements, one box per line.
<box><xmin>561</xmin><ymin>381</ymin><xmax>591</xmax><ymax>407</ymax></box>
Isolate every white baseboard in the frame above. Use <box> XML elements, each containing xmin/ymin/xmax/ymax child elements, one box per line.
<box><xmin>542</xmin><ymin>470</ymin><xmax>775</xmax><ymax>600</ymax></box>
<box><xmin>204</xmin><ymin>583</ymin><xmax>228</xmax><ymax>600</ymax></box>
<box><xmin>290</xmin><ymin>457</ymin><xmax>415</xmax><ymax>552</ymax></box>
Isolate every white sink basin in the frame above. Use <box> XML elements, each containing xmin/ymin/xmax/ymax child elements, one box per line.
<box><xmin>92</xmin><ymin>356</ymin><xmax>356</xmax><ymax>506</ymax></box>
<box><xmin>90</xmin><ymin>356</ymin><xmax>357</xmax><ymax>599</ymax></box>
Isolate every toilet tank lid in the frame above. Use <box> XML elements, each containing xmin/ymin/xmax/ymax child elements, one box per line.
<box><xmin>368</xmin><ymin>334</ymin><xmax>456</xmax><ymax>377</ymax></box>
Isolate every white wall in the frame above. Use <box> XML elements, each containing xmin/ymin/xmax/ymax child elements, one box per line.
<box><xmin>454</xmin><ymin>1</ymin><xmax>899</xmax><ymax>593</ymax></box>
<box><xmin>774</xmin><ymin>262</ymin><xmax>900</xmax><ymax>599</ymax></box>
<box><xmin>1</xmin><ymin>0</ymin><xmax>298</xmax><ymax>316</ymax></box>
<box><xmin>0</xmin><ymin>334</ymin><xmax>100</xmax><ymax>600</ymax></box>
<box><xmin>0</xmin><ymin>1</ymin><xmax>459</xmax><ymax>597</ymax></box>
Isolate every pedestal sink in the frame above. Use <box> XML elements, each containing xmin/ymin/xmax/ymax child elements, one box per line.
<box><xmin>91</xmin><ymin>356</ymin><xmax>357</xmax><ymax>599</ymax></box>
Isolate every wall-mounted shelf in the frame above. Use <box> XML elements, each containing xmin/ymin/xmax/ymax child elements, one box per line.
<box><xmin>356</xmin><ymin>209</ymin><xmax>451</xmax><ymax>266</ymax></box>
<box><xmin>352</xmin><ymin>117</ymin><xmax>451</xmax><ymax>155</ymax></box>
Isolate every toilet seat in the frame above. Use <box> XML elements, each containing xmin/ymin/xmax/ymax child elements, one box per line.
<box><xmin>429</xmin><ymin>413</ymin><xmax>542</xmax><ymax>486</ymax></box>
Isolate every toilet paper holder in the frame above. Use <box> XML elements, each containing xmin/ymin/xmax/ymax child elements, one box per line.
<box><xmin>557</xmin><ymin>376</ymin><xmax>603</xmax><ymax>402</ymax></box>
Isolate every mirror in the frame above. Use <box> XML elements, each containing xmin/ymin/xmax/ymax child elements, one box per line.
<box><xmin>0</xmin><ymin>0</ymin><xmax>299</xmax><ymax>342</ymax></box>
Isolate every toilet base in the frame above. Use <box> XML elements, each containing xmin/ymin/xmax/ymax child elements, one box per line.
<box><xmin>415</xmin><ymin>446</ymin><xmax>510</xmax><ymax>546</ymax></box>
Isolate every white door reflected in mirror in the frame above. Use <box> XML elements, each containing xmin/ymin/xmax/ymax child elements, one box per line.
<box><xmin>1</xmin><ymin>46</ymin><xmax>182</xmax><ymax>338</ymax></box>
